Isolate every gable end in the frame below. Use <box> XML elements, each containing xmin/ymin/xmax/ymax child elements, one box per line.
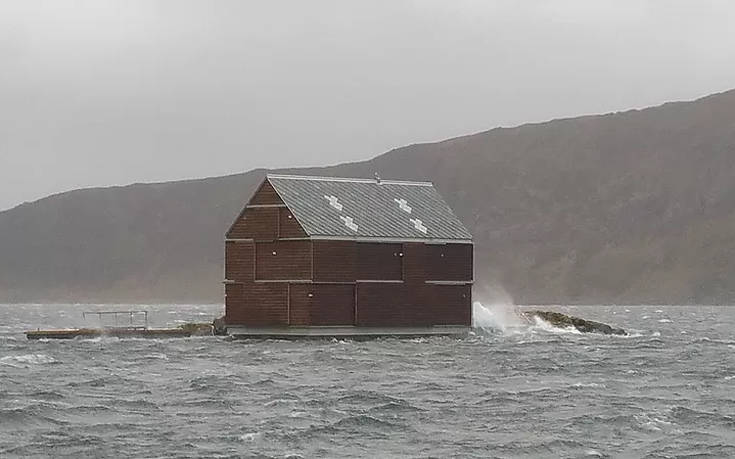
<box><xmin>226</xmin><ymin>177</ymin><xmax>308</xmax><ymax>239</ymax></box>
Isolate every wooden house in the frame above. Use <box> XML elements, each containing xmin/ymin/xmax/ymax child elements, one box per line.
<box><xmin>224</xmin><ymin>174</ymin><xmax>473</xmax><ymax>337</ymax></box>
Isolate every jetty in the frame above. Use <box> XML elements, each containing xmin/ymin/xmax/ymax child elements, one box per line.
<box><xmin>25</xmin><ymin>310</ymin><xmax>210</xmax><ymax>340</ymax></box>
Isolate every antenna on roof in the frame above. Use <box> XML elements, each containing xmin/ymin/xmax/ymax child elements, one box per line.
<box><xmin>374</xmin><ymin>172</ymin><xmax>382</xmax><ymax>184</ymax></box>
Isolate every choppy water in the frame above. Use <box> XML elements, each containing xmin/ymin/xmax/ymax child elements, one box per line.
<box><xmin>1</xmin><ymin>303</ymin><xmax>734</xmax><ymax>458</ymax></box>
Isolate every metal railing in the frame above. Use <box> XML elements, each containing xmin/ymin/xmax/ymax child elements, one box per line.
<box><xmin>82</xmin><ymin>311</ymin><xmax>149</xmax><ymax>329</ymax></box>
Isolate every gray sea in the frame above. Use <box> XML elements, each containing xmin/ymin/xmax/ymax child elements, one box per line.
<box><xmin>1</xmin><ymin>303</ymin><xmax>733</xmax><ymax>458</ymax></box>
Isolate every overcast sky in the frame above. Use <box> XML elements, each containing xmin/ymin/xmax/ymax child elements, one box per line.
<box><xmin>1</xmin><ymin>1</ymin><xmax>735</xmax><ymax>210</ymax></box>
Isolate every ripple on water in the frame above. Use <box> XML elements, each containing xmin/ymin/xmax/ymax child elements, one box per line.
<box><xmin>293</xmin><ymin>414</ymin><xmax>412</xmax><ymax>441</ymax></box>
<box><xmin>668</xmin><ymin>406</ymin><xmax>735</xmax><ymax>428</ymax></box>
<box><xmin>0</xmin><ymin>408</ymin><xmax>62</xmax><ymax>430</ymax></box>
<box><xmin>336</xmin><ymin>390</ymin><xmax>403</xmax><ymax>406</ymax></box>
<box><xmin>367</xmin><ymin>399</ymin><xmax>426</xmax><ymax>415</ymax></box>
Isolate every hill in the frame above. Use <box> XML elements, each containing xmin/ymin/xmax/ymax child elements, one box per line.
<box><xmin>2</xmin><ymin>89</ymin><xmax>735</xmax><ymax>304</ymax></box>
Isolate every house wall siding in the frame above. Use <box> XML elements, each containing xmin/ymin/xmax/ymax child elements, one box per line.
<box><xmin>401</xmin><ymin>242</ymin><xmax>426</xmax><ymax>284</ymax></box>
<box><xmin>421</xmin><ymin>284</ymin><xmax>472</xmax><ymax>325</ymax></box>
<box><xmin>278</xmin><ymin>207</ymin><xmax>307</xmax><ymax>238</ymax></box>
<box><xmin>356</xmin><ymin>242</ymin><xmax>403</xmax><ymax>280</ymax></box>
<box><xmin>355</xmin><ymin>283</ymin><xmax>471</xmax><ymax>326</ymax></box>
<box><xmin>225</xmin><ymin>240</ymin><xmax>254</xmax><ymax>282</ymax></box>
<box><xmin>255</xmin><ymin>240</ymin><xmax>311</xmax><ymax>280</ymax></box>
<box><xmin>248</xmin><ymin>181</ymin><xmax>284</xmax><ymax>206</ymax></box>
<box><xmin>228</xmin><ymin>207</ymin><xmax>279</xmax><ymax>240</ymax></box>
<box><xmin>355</xmin><ymin>283</ymin><xmax>409</xmax><ymax>326</ymax></box>
<box><xmin>225</xmin><ymin>283</ymin><xmax>244</xmax><ymax>323</ymax></box>
<box><xmin>425</xmin><ymin>243</ymin><xmax>474</xmax><ymax>281</ymax></box>
<box><xmin>225</xmin><ymin>282</ymin><xmax>289</xmax><ymax>325</ymax></box>
<box><xmin>313</xmin><ymin>240</ymin><xmax>356</xmax><ymax>282</ymax></box>
<box><xmin>289</xmin><ymin>283</ymin><xmax>355</xmax><ymax>326</ymax></box>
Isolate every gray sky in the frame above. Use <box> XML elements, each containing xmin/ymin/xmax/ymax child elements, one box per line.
<box><xmin>2</xmin><ymin>0</ymin><xmax>735</xmax><ymax>210</ymax></box>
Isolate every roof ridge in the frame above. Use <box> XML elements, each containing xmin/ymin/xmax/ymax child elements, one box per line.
<box><xmin>267</xmin><ymin>174</ymin><xmax>433</xmax><ymax>187</ymax></box>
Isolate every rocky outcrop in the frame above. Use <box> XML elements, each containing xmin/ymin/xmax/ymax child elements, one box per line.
<box><xmin>524</xmin><ymin>310</ymin><xmax>627</xmax><ymax>335</ymax></box>
<box><xmin>177</xmin><ymin>322</ymin><xmax>214</xmax><ymax>336</ymax></box>
<box><xmin>173</xmin><ymin>317</ymin><xmax>227</xmax><ymax>336</ymax></box>
<box><xmin>212</xmin><ymin>316</ymin><xmax>227</xmax><ymax>336</ymax></box>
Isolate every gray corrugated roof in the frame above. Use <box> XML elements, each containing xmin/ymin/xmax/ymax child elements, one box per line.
<box><xmin>267</xmin><ymin>174</ymin><xmax>472</xmax><ymax>242</ymax></box>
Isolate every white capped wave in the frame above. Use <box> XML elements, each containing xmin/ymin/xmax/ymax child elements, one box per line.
<box><xmin>635</xmin><ymin>413</ymin><xmax>674</xmax><ymax>433</ymax></box>
<box><xmin>79</xmin><ymin>336</ymin><xmax>121</xmax><ymax>343</ymax></box>
<box><xmin>240</xmin><ymin>432</ymin><xmax>262</xmax><ymax>442</ymax></box>
<box><xmin>0</xmin><ymin>354</ymin><xmax>58</xmax><ymax>367</ymax></box>
<box><xmin>529</xmin><ymin>314</ymin><xmax>582</xmax><ymax>334</ymax></box>
<box><xmin>572</xmin><ymin>382</ymin><xmax>606</xmax><ymax>388</ymax></box>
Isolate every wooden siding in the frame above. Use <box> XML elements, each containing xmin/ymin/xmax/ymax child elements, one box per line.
<box><xmin>424</xmin><ymin>243</ymin><xmax>473</xmax><ymax>281</ymax></box>
<box><xmin>313</xmin><ymin>240</ymin><xmax>356</xmax><ymax>282</ymax></box>
<box><xmin>278</xmin><ymin>207</ymin><xmax>307</xmax><ymax>238</ymax></box>
<box><xmin>248</xmin><ymin>180</ymin><xmax>284</xmax><ymax>205</ymax></box>
<box><xmin>255</xmin><ymin>240</ymin><xmax>311</xmax><ymax>280</ymax></box>
<box><xmin>356</xmin><ymin>283</ymin><xmax>415</xmax><ymax>326</ymax></box>
<box><xmin>289</xmin><ymin>283</ymin><xmax>355</xmax><ymax>326</ymax></box>
<box><xmin>401</xmin><ymin>242</ymin><xmax>426</xmax><ymax>284</ymax></box>
<box><xmin>224</xmin><ymin>283</ymin><xmax>244</xmax><ymax>324</ymax></box>
<box><xmin>228</xmin><ymin>207</ymin><xmax>279</xmax><ymax>240</ymax></box>
<box><xmin>422</xmin><ymin>284</ymin><xmax>472</xmax><ymax>325</ymax></box>
<box><xmin>225</xmin><ymin>281</ymin><xmax>288</xmax><ymax>325</ymax></box>
<box><xmin>356</xmin><ymin>283</ymin><xmax>471</xmax><ymax>326</ymax></box>
<box><xmin>225</xmin><ymin>240</ymin><xmax>254</xmax><ymax>282</ymax></box>
<box><xmin>357</xmin><ymin>242</ymin><xmax>403</xmax><ymax>280</ymax></box>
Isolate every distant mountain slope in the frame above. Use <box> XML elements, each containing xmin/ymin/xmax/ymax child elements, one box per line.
<box><xmin>2</xmin><ymin>89</ymin><xmax>735</xmax><ymax>304</ymax></box>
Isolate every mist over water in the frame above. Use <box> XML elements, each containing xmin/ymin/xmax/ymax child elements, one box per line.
<box><xmin>1</xmin><ymin>303</ymin><xmax>734</xmax><ymax>458</ymax></box>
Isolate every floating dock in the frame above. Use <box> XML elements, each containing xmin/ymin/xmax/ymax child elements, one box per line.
<box><xmin>25</xmin><ymin>310</ymin><xmax>210</xmax><ymax>340</ymax></box>
<box><xmin>26</xmin><ymin>327</ymin><xmax>192</xmax><ymax>340</ymax></box>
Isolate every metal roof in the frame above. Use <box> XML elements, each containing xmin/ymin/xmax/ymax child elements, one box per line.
<box><xmin>267</xmin><ymin>174</ymin><xmax>472</xmax><ymax>243</ymax></box>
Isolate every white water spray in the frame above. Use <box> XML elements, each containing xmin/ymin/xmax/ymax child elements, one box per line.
<box><xmin>472</xmin><ymin>301</ymin><xmax>584</xmax><ymax>335</ymax></box>
<box><xmin>471</xmin><ymin>283</ymin><xmax>530</xmax><ymax>333</ymax></box>
<box><xmin>471</xmin><ymin>283</ymin><xmax>582</xmax><ymax>335</ymax></box>
<box><xmin>472</xmin><ymin>301</ymin><xmax>528</xmax><ymax>333</ymax></box>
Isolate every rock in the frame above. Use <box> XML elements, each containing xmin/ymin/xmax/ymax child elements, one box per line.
<box><xmin>212</xmin><ymin>316</ymin><xmax>227</xmax><ymax>336</ymax></box>
<box><xmin>177</xmin><ymin>322</ymin><xmax>214</xmax><ymax>336</ymax></box>
<box><xmin>523</xmin><ymin>310</ymin><xmax>627</xmax><ymax>335</ymax></box>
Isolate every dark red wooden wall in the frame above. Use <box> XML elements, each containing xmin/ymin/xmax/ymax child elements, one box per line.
<box><xmin>255</xmin><ymin>241</ymin><xmax>311</xmax><ymax>280</ymax></box>
<box><xmin>313</xmin><ymin>241</ymin><xmax>356</xmax><ymax>282</ymax></box>
<box><xmin>289</xmin><ymin>283</ymin><xmax>355</xmax><ymax>326</ymax></box>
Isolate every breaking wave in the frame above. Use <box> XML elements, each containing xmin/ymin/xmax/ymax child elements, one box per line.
<box><xmin>472</xmin><ymin>302</ymin><xmax>580</xmax><ymax>335</ymax></box>
<box><xmin>0</xmin><ymin>354</ymin><xmax>59</xmax><ymax>367</ymax></box>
